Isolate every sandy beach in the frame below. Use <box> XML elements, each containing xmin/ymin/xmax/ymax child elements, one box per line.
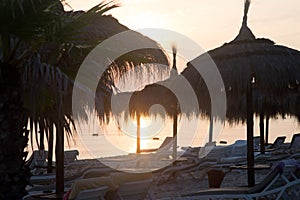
<box><xmin>150</xmin><ymin>167</ymin><xmax>269</xmax><ymax>199</ymax></box>
<box><xmin>26</xmin><ymin>147</ymin><xmax>287</xmax><ymax>200</ymax></box>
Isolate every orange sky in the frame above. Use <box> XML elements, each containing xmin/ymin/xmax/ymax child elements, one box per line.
<box><xmin>60</xmin><ymin>1</ymin><xmax>300</xmax><ymax>156</ymax></box>
<box><xmin>66</xmin><ymin>0</ymin><xmax>300</xmax><ymax>52</ymax></box>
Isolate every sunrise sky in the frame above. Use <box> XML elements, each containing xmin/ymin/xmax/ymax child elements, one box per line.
<box><xmin>66</xmin><ymin>0</ymin><xmax>300</xmax><ymax>52</ymax></box>
<box><xmin>61</xmin><ymin>0</ymin><xmax>300</xmax><ymax>156</ymax></box>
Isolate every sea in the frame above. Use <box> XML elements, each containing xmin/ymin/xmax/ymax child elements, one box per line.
<box><xmin>26</xmin><ymin>115</ymin><xmax>300</xmax><ymax>160</ymax></box>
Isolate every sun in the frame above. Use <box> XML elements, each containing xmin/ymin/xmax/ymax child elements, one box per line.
<box><xmin>139</xmin><ymin>116</ymin><xmax>151</xmax><ymax>128</ymax></box>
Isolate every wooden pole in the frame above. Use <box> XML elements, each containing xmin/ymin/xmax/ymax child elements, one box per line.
<box><xmin>209</xmin><ymin>116</ymin><xmax>213</xmax><ymax>143</ymax></box>
<box><xmin>259</xmin><ymin>113</ymin><xmax>265</xmax><ymax>154</ymax></box>
<box><xmin>265</xmin><ymin>117</ymin><xmax>269</xmax><ymax>145</ymax></box>
<box><xmin>246</xmin><ymin>77</ymin><xmax>255</xmax><ymax>187</ymax></box>
<box><xmin>55</xmin><ymin>121</ymin><xmax>64</xmax><ymax>195</ymax></box>
<box><xmin>173</xmin><ymin>112</ymin><xmax>178</xmax><ymax>163</ymax></box>
<box><xmin>136</xmin><ymin>113</ymin><xmax>141</xmax><ymax>154</ymax></box>
<box><xmin>47</xmin><ymin>124</ymin><xmax>53</xmax><ymax>174</ymax></box>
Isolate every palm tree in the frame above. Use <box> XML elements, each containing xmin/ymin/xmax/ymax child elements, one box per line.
<box><xmin>0</xmin><ymin>0</ymin><xmax>119</xmax><ymax>198</ymax></box>
<box><xmin>1</xmin><ymin>0</ymin><xmax>169</xmax><ymax>198</ymax></box>
<box><xmin>0</xmin><ymin>1</ymin><xmax>67</xmax><ymax>198</ymax></box>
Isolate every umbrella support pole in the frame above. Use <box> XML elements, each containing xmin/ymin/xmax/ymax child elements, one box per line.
<box><xmin>136</xmin><ymin>114</ymin><xmax>141</xmax><ymax>154</ymax></box>
<box><xmin>47</xmin><ymin>128</ymin><xmax>54</xmax><ymax>173</ymax></box>
<box><xmin>265</xmin><ymin>117</ymin><xmax>269</xmax><ymax>145</ymax></box>
<box><xmin>247</xmin><ymin>79</ymin><xmax>255</xmax><ymax>187</ymax></box>
<box><xmin>259</xmin><ymin>114</ymin><xmax>265</xmax><ymax>154</ymax></box>
<box><xmin>209</xmin><ymin>116</ymin><xmax>213</xmax><ymax>143</ymax></box>
<box><xmin>172</xmin><ymin>113</ymin><xmax>177</xmax><ymax>164</ymax></box>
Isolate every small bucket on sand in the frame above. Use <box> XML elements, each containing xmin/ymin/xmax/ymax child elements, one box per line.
<box><xmin>207</xmin><ymin>169</ymin><xmax>226</xmax><ymax>188</ymax></box>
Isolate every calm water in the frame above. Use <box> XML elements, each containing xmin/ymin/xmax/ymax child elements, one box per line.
<box><xmin>26</xmin><ymin>115</ymin><xmax>299</xmax><ymax>160</ymax></box>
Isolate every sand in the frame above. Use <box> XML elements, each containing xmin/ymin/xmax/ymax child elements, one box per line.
<box><xmin>26</xmin><ymin>150</ymin><xmax>293</xmax><ymax>199</ymax></box>
<box><xmin>67</xmin><ymin>154</ymin><xmax>271</xmax><ymax>199</ymax></box>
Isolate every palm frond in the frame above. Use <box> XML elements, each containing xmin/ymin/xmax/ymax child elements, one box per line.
<box><xmin>22</xmin><ymin>53</ymin><xmax>78</xmax><ymax>147</ymax></box>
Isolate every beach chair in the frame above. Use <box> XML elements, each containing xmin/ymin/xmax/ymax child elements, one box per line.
<box><xmin>64</xmin><ymin>150</ymin><xmax>79</xmax><ymax>165</ymax></box>
<box><xmin>220</xmin><ymin>140</ymin><xmax>248</xmax><ymax>163</ymax></box>
<box><xmin>140</xmin><ymin>137</ymin><xmax>173</xmax><ymax>153</ymax></box>
<box><xmin>269</xmin><ymin>133</ymin><xmax>300</xmax><ymax>161</ymax></box>
<box><xmin>153</xmin><ymin>143</ymin><xmax>229</xmax><ymax>185</ymax></box>
<box><xmin>253</xmin><ymin>136</ymin><xmax>260</xmax><ymax>151</ymax></box>
<box><xmin>288</xmin><ymin>133</ymin><xmax>300</xmax><ymax>153</ymax></box>
<box><xmin>186</xmin><ymin>140</ymin><xmax>271</xmax><ymax>179</ymax></box>
<box><xmin>75</xmin><ymin>186</ymin><xmax>108</xmax><ymax>200</ymax></box>
<box><xmin>26</xmin><ymin>150</ymin><xmax>48</xmax><ymax>174</ymax></box>
<box><xmin>81</xmin><ymin>167</ymin><xmax>116</xmax><ymax>179</ymax></box>
<box><xmin>153</xmin><ymin>162</ymin><xmax>200</xmax><ymax>185</ymax></box>
<box><xmin>182</xmin><ymin>141</ymin><xmax>247</xmax><ymax>174</ymax></box>
<box><xmin>266</xmin><ymin>136</ymin><xmax>286</xmax><ymax>150</ymax></box>
<box><xmin>181</xmin><ymin>146</ymin><xmax>201</xmax><ymax>158</ymax></box>
<box><xmin>181</xmin><ymin>162</ymin><xmax>295</xmax><ymax>200</ymax></box>
<box><xmin>205</xmin><ymin>140</ymin><xmax>256</xmax><ymax>166</ymax></box>
<box><xmin>113</xmin><ymin>179</ymin><xmax>154</xmax><ymax>200</ymax></box>
<box><xmin>29</xmin><ymin>173</ymin><xmax>56</xmax><ymax>185</ymax></box>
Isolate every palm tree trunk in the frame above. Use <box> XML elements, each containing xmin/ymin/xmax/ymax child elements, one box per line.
<box><xmin>55</xmin><ymin>121</ymin><xmax>64</xmax><ymax>195</ymax></box>
<box><xmin>0</xmin><ymin>91</ymin><xmax>30</xmax><ymax>199</ymax></box>
<box><xmin>0</xmin><ymin>65</ymin><xmax>31</xmax><ymax>199</ymax></box>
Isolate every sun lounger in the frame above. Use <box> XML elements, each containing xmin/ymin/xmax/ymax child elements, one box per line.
<box><xmin>64</xmin><ymin>150</ymin><xmax>79</xmax><ymax>165</ymax></box>
<box><xmin>266</xmin><ymin>136</ymin><xmax>286</xmax><ymax>150</ymax></box>
<box><xmin>30</xmin><ymin>173</ymin><xmax>56</xmax><ymax>185</ymax></box>
<box><xmin>181</xmin><ymin>146</ymin><xmax>201</xmax><ymax>157</ymax></box>
<box><xmin>75</xmin><ymin>186</ymin><xmax>108</xmax><ymax>200</ymax></box>
<box><xmin>152</xmin><ymin>143</ymin><xmax>222</xmax><ymax>184</ymax></box>
<box><xmin>253</xmin><ymin>136</ymin><xmax>260</xmax><ymax>151</ymax></box>
<box><xmin>152</xmin><ymin>142</ymin><xmax>241</xmax><ymax>185</ymax></box>
<box><xmin>153</xmin><ymin>163</ymin><xmax>198</xmax><ymax>185</ymax></box>
<box><xmin>26</xmin><ymin>150</ymin><xmax>48</xmax><ymax>170</ymax></box>
<box><xmin>179</xmin><ymin>140</ymin><xmax>271</xmax><ymax>180</ymax></box>
<box><xmin>254</xmin><ymin>136</ymin><xmax>286</xmax><ymax>153</ymax></box>
<box><xmin>140</xmin><ymin>137</ymin><xmax>173</xmax><ymax>153</ymax></box>
<box><xmin>182</xmin><ymin>162</ymin><xmax>300</xmax><ymax>200</ymax></box>
<box><xmin>113</xmin><ymin>179</ymin><xmax>154</xmax><ymax>200</ymax></box>
<box><xmin>66</xmin><ymin>172</ymin><xmax>152</xmax><ymax>200</ymax></box>
<box><xmin>197</xmin><ymin>139</ymin><xmax>265</xmax><ymax>166</ymax></box>
<box><xmin>288</xmin><ymin>133</ymin><xmax>300</xmax><ymax>153</ymax></box>
<box><xmin>27</xmin><ymin>149</ymin><xmax>79</xmax><ymax>171</ymax></box>
<box><xmin>268</xmin><ymin>133</ymin><xmax>300</xmax><ymax>161</ymax></box>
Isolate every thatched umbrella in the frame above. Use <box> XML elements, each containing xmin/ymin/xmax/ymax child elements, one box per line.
<box><xmin>129</xmin><ymin>81</ymin><xmax>179</xmax><ymax>155</ymax></box>
<box><xmin>110</xmin><ymin>45</ymin><xmax>207</xmax><ymax>164</ymax></box>
<box><xmin>110</xmin><ymin>48</ymin><xmax>180</xmax><ymax>161</ymax></box>
<box><xmin>132</xmin><ymin>71</ymin><xmax>180</xmax><ymax>157</ymax></box>
<box><xmin>182</xmin><ymin>0</ymin><xmax>300</xmax><ymax>186</ymax></box>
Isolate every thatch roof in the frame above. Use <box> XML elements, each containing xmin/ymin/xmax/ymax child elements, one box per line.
<box><xmin>111</xmin><ymin>0</ymin><xmax>300</xmax><ymax>123</ymax></box>
<box><xmin>182</xmin><ymin>4</ymin><xmax>300</xmax><ymax>122</ymax></box>
<box><xmin>65</xmin><ymin>12</ymin><xmax>170</xmax><ymax>123</ymax></box>
<box><xmin>129</xmin><ymin>83</ymin><xmax>179</xmax><ymax>117</ymax></box>
<box><xmin>111</xmin><ymin>50</ymin><xmax>203</xmax><ymax>120</ymax></box>
<box><xmin>35</xmin><ymin>4</ymin><xmax>170</xmax><ymax>123</ymax></box>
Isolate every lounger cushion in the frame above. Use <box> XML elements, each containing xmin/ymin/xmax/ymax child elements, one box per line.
<box><xmin>110</xmin><ymin>172</ymin><xmax>152</xmax><ymax>188</ymax></box>
<box><xmin>69</xmin><ymin>177</ymin><xmax>114</xmax><ymax>200</ymax></box>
